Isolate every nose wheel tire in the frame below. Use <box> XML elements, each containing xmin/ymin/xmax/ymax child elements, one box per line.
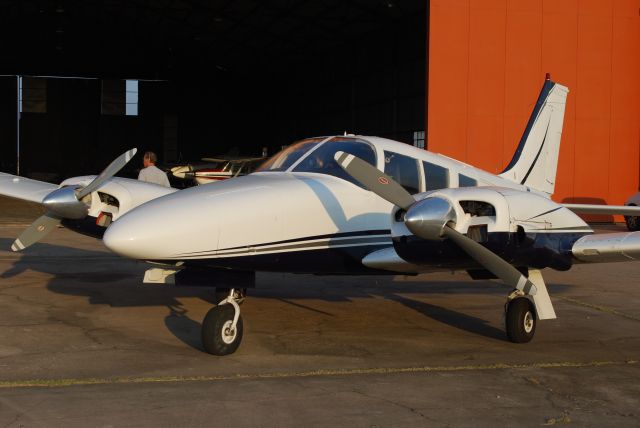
<box><xmin>202</xmin><ymin>304</ymin><xmax>243</xmax><ymax>355</ymax></box>
<box><xmin>505</xmin><ymin>297</ymin><xmax>536</xmax><ymax>343</ymax></box>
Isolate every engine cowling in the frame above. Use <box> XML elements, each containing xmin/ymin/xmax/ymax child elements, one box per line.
<box><xmin>391</xmin><ymin>186</ymin><xmax>591</xmax><ymax>271</ymax></box>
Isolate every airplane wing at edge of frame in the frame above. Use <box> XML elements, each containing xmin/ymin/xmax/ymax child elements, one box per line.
<box><xmin>0</xmin><ymin>172</ymin><xmax>59</xmax><ymax>204</ymax></box>
<box><xmin>562</xmin><ymin>204</ymin><xmax>640</xmax><ymax>217</ymax></box>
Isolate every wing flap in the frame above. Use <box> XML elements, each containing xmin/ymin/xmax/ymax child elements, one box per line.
<box><xmin>0</xmin><ymin>172</ymin><xmax>57</xmax><ymax>204</ymax></box>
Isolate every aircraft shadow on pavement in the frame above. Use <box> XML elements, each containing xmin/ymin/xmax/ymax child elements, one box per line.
<box><xmin>0</xmin><ymin>238</ymin><xmax>573</xmax><ymax>349</ymax></box>
<box><xmin>387</xmin><ymin>294</ymin><xmax>506</xmax><ymax>341</ymax></box>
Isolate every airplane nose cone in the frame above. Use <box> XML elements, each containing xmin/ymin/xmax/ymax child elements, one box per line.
<box><xmin>103</xmin><ymin>211</ymin><xmax>163</xmax><ymax>259</ymax></box>
<box><xmin>102</xmin><ymin>174</ymin><xmax>289</xmax><ymax>261</ymax></box>
<box><xmin>102</xmin><ymin>192</ymin><xmax>207</xmax><ymax>260</ymax></box>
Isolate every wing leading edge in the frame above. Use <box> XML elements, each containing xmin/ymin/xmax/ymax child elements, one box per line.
<box><xmin>0</xmin><ymin>172</ymin><xmax>58</xmax><ymax>204</ymax></box>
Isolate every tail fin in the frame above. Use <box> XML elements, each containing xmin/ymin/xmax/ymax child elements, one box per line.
<box><xmin>500</xmin><ymin>76</ymin><xmax>569</xmax><ymax>195</ymax></box>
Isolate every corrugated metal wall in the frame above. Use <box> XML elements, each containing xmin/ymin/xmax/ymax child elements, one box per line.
<box><xmin>428</xmin><ymin>0</ymin><xmax>640</xmax><ymax>212</ymax></box>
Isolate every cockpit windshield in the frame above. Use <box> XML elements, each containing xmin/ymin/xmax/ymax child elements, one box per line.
<box><xmin>293</xmin><ymin>137</ymin><xmax>377</xmax><ymax>187</ymax></box>
<box><xmin>257</xmin><ymin>136</ymin><xmax>378</xmax><ymax>188</ymax></box>
<box><xmin>256</xmin><ymin>138</ymin><xmax>324</xmax><ymax>172</ymax></box>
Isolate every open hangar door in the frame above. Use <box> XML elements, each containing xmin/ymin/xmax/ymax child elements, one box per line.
<box><xmin>0</xmin><ymin>1</ymin><xmax>427</xmax><ymax>181</ymax></box>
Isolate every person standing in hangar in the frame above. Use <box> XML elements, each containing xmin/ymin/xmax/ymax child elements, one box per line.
<box><xmin>138</xmin><ymin>151</ymin><xmax>171</xmax><ymax>188</ymax></box>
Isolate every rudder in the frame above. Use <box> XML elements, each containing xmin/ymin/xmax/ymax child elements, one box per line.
<box><xmin>500</xmin><ymin>76</ymin><xmax>569</xmax><ymax>196</ymax></box>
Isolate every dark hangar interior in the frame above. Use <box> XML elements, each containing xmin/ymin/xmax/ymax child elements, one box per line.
<box><xmin>0</xmin><ymin>0</ymin><xmax>427</xmax><ymax>180</ymax></box>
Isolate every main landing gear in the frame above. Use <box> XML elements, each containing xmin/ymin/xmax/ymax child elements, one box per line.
<box><xmin>505</xmin><ymin>291</ymin><xmax>536</xmax><ymax>343</ymax></box>
<box><xmin>503</xmin><ymin>269</ymin><xmax>556</xmax><ymax>343</ymax></box>
<box><xmin>202</xmin><ymin>288</ymin><xmax>245</xmax><ymax>355</ymax></box>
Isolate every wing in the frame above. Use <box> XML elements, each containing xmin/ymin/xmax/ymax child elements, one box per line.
<box><xmin>229</xmin><ymin>157</ymin><xmax>267</xmax><ymax>163</ymax></box>
<box><xmin>0</xmin><ymin>172</ymin><xmax>58</xmax><ymax>204</ymax></box>
<box><xmin>563</xmin><ymin>204</ymin><xmax>640</xmax><ymax>216</ymax></box>
<box><xmin>201</xmin><ymin>157</ymin><xmax>265</xmax><ymax>163</ymax></box>
<box><xmin>200</xmin><ymin>157</ymin><xmax>227</xmax><ymax>163</ymax></box>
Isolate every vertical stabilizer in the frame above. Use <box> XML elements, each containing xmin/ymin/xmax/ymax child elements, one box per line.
<box><xmin>500</xmin><ymin>77</ymin><xmax>569</xmax><ymax>195</ymax></box>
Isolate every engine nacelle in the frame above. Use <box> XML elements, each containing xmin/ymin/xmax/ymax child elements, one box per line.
<box><xmin>391</xmin><ymin>186</ymin><xmax>592</xmax><ymax>271</ymax></box>
<box><xmin>392</xmin><ymin>187</ymin><xmax>513</xmax><ymax>240</ymax></box>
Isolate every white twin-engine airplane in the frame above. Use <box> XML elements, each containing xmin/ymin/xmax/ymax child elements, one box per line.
<box><xmin>2</xmin><ymin>77</ymin><xmax>640</xmax><ymax>356</ymax></box>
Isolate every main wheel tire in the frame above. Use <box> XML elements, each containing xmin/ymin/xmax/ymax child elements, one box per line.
<box><xmin>202</xmin><ymin>304</ymin><xmax>243</xmax><ymax>355</ymax></box>
<box><xmin>625</xmin><ymin>213</ymin><xmax>640</xmax><ymax>231</ymax></box>
<box><xmin>505</xmin><ymin>297</ymin><xmax>536</xmax><ymax>343</ymax></box>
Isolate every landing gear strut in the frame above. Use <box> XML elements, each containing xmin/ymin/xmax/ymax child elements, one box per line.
<box><xmin>202</xmin><ymin>288</ymin><xmax>244</xmax><ymax>355</ymax></box>
<box><xmin>505</xmin><ymin>290</ymin><xmax>536</xmax><ymax>343</ymax></box>
<box><xmin>215</xmin><ymin>287</ymin><xmax>246</xmax><ymax>305</ymax></box>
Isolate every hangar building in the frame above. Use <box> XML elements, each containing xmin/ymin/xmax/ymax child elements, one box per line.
<box><xmin>429</xmin><ymin>0</ymin><xmax>640</xmax><ymax>210</ymax></box>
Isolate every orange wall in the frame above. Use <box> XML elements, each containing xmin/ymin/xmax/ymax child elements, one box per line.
<box><xmin>428</xmin><ymin>0</ymin><xmax>640</xmax><ymax>211</ymax></box>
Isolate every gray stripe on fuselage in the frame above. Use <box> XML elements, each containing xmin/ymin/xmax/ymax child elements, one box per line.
<box><xmin>176</xmin><ymin>236</ymin><xmax>392</xmax><ymax>259</ymax></box>
<box><xmin>178</xmin><ymin>233</ymin><xmax>392</xmax><ymax>256</ymax></box>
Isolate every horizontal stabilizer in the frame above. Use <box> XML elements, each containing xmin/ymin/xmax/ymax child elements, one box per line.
<box><xmin>0</xmin><ymin>172</ymin><xmax>58</xmax><ymax>204</ymax></box>
<box><xmin>563</xmin><ymin>204</ymin><xmax>640</xmax><ymax>217</ymax></box>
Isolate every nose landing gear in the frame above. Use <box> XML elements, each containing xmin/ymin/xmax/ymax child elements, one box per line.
<box><xmin>202</xmin><ymin>288</ymin><xmax>244</xmax><ymax>355</ymax></box>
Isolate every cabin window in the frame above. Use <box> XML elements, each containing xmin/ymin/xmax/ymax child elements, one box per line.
<box><xmin>293</xmin><ymin>138</ymin><xmax>377</xmax><ymax>188</ymax></box>
<box><xmin>384</xmin><ymin>151</ymin><xmax>421</xmax><ymax>194</ymax></box>
<box><xmin>423</xmin><ymin>161</ymin><xmax>449</xmax><ymax>191</ymax></box>
<box><xmin>459</xmin><ymin>174</ymin><xmax>477</xmax><ymax>187</ymax></box>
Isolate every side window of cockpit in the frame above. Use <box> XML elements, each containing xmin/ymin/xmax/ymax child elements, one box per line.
<box><xmin>459</xmin><ymin>174</ymin><xmax>477</xmax><ymax>187</ymax></box>
<box><xmin>422</xmin><ymin>161</ymin><xmax>449</xmax><ymax>191</ymax></box>
<box><xmin>384</xmin><ymin>151</ymin><xmax>421</xmax><ymax>194</ymax></box>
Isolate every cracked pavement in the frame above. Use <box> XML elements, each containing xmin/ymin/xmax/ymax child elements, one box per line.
<box><xmin>0</xmin><ymin>196</ymin><xmax>639</xmax><ymax>427</ymax></box>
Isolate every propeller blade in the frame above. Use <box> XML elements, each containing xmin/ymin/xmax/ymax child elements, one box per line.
<box><xmin>441</xmin><ymin>227</ymin><xmax>537</xmax><ymax>295</ymax></box>
<box><xmin>77</xmin><ymin>148</ymin><xmax>137</xmax><ymax>199</ymax></box>
<box><xmin>334</xmin><ymin>151</ymin><xmax>415</xmax><ymax>210</ymax></box>
<box><xmin>11</xmin><ymin>213</ymin><xmax>61</xmax><ymax>252</ymax></box>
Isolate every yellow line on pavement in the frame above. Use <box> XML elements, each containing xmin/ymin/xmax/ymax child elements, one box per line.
<box><xmin>0</xmin><ymin>359</ymin><xmax>637</xmax><ymax>389</ymax></box>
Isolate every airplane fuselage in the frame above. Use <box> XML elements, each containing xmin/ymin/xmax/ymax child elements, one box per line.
<box><xmin>102</xmin><ymin>136</ymin><xmax>592</xmax><ymax>275</ymax></box>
